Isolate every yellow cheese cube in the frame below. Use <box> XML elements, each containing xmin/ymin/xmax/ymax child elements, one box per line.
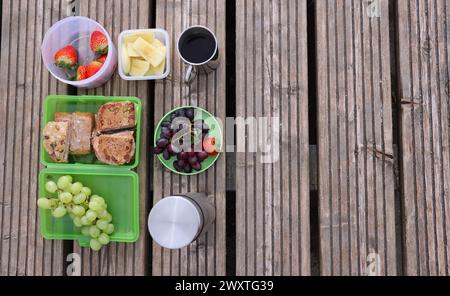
<box><xmin>132</xmin><ymin>37</ymin><xmax>165</xmax><ymax>67</ymax></box>
<box><xmin>129</xmin><ymin>58</ymin><xmax>150</xmax><ymax>76</ymax></box>
<box><xmin>127</xmin><ymin>42</ymin><xmax>140</xmax><ymax>57</ymax></box>
<box><xmin>145</xmin><ymin>58</ymin><xmax>166</xmax><ymax>76</ymax></box>
<box><xmin>123</xmin><ymin>31</ymin><xmax>155</xmax><ymax>45</ymax></box>
<box><xmin>152</xmin><ymin>38</ymin><xmax>166</xmax><ymax>54</ymax></box>
<box><xmin>121</xmin><ymin>45</ymin><xmax>131</xmax><ymax>74</ymax></box>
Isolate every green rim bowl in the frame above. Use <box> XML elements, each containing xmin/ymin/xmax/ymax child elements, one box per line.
<box><xmin>154</xmin><ymin>106</ymin><xmax>223</xmax><ymax>176</ymax></box>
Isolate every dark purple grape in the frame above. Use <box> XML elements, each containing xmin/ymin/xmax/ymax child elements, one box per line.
<box><xmin>173</xmin><ymin>161</ymin><xmax>184</xmax><ymax>172</ymax></box>
<box><xmin>172</xmin><ymin>124</ymin><xmax>183</xmax><ymax>133</ymax></box>
<box><xmin>178</xmin><ymin>109</ymin><xmax>186</xmax><ymax>118</ymax></box>
<box><xmin>177</xmin><ymin>160</ymin><xmax>187</xmax><ymax>168</ymax></box>
<box><xmin>161</xmin><ymin>127</ymin><xmax>172</xmax><ymax>139</ymax></box>
<box><xmin>156</xmin><ymin>138</ymin><xmax>169</xmax><ymax>148</ymax></box>
<box><xmin>196</xmin><ymin>151</ymin><xmax>209</xmax><ymax>162</ymax></box>
<box><xmin>185</xmin><ymin>108</ymin><xmax>195</xmax><ymax>121</ymax></box>
<box><xmin>161</xmin><ymin>121</ymin><xmax>171</xmax><ymax>128</ymax></box>
<box><xmin>188</xmin><ymin>156</ymin><xmax>199</xmax><ymax>165</ymax></box>
<box><xmin>187</xmin><ymin>151</ymin><xmax>196</xmax><ymax>158</ymax></box>
<box><xmin>192</xmin><ymin>162</ymin><xmax>202</xmax><ymax>171</ymax></box>
<box><xmin>184</xmin><ymin>164</ymin><xmax>192</xmax><ymax>174</ymax></box>
<box><xmin>179</xmin><ymin>152</ymin><xmax>189</xmax><ymax>160</ymax></box>
<box><xmin>153</xmin><ymin>147</ymin><xmax>164</xmax><ymax>155</ymax></box>
<box><xmin>167</xmin><ymin>144</ymin><xmax>177</xmax><ymax>156</ymax></box>
<box><xmin>163</xmin><ymin>149</ymin><xmax>171</xmax><ymax>160</ymax></box>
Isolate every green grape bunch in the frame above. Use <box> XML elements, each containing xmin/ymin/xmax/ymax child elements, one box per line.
<box><xmin>38</xmin><ymin>175</ymin><xmax>115</xmax><ymax>252</ymax></box>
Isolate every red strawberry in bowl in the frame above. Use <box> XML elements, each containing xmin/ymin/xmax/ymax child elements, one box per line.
<box><xmin>90</xmin><ymin>31</ymin><xmax>108</xmax><ymax>54</ymax></box>
<box><xmin>54</xmin><ymin>45</ymin><xmax>78</xmax><ymax>70</ymax></box>
<box><xmin>86</xmin><ymin>61</ymin><xmax>103</xmax><ymax>78</ymax></box>
<box><xmin>73</xmin><ymin>65</ymin><xmax>88</xmax><ymax>81</ymax></box>
<box><xmin>96</xmin><ymin>54</ymin><xmax>108</xmax><ymax>64</ymax></box>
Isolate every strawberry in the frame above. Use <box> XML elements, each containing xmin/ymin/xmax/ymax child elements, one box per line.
<box><xmin>54</xmin><ymin>45</ymin><xmax>78</xmax><ymax>70</ymax></box>
<box><xmin>90</xmin><ymin>31</ymin><xmax>108</xmax><ymax>54</ymax></box>
<box><xmin>86</xmin><ymin>61</ymin><xmax>103</xmax><ymax>78</ymax></box>
<box><xmin>202</xmin><ymin>136</ymin><xmax>218</xmax><ymax>156</ymax></box>
<box><xmin>96</xmin><ymin>54</ymin><xmax>108</xmax><ymax>64</ymax></box>
<box><xmin>73</xmin><ymin>65</ymin><xmax>88</xmax><ymax>81</ymax></box>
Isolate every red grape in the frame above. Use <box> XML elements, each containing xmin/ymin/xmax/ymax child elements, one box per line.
<box><xmin>192</xmin><ymin>162</ymin><xmax>202</xmax><ymax>171</ymax></box>
<box><xmin>188</xmin><ymin>156</ymin><xmax>199</xmax><ymax>165</ymax></box>
<box><xmin>196</xmin><ymin>151</ymin><xmax>208</xmax><ymax>162</ymax></box>
<box><xmin>174</xmin><ymin>161</ymin><xmax>183</xmax><ymax>172</ymax></box>
<box><xmin>179</xmin><ymin>152</ymin><xmax>189</xmax><ymax>160</ymax></box>
<box><xmin>184</xmin><ymin>164</ymin><xmax>192</xmax><ymax>174</ymax></box>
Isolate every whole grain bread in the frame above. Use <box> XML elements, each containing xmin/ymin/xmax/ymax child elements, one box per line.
<box><xmin>95</xmin><ymin>101</ymin><xmax>136</xmax><ymax>133</ymax></box>
<box><xmin>92</xmin><ymin>131</ymin><xmax>136</xmax><ymax>165</ymax></box>
<box><xmin>55</xmin><ymin>112</ymin><xmax>94</xmax><ymax>155</ymax></box>
<box><xmin>54</xmin><ymin>112</ymin><xmax>72</xmax><ymax>123</ymax></box>
<box><xmin>43</xmin><ymin>121</ymin><xmax>70</xmax><ymax>163</ymax></box>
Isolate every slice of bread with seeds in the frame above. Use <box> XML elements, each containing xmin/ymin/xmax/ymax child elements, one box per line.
<box><xmin>95</xmin><ymin>101</ymin><xmax>136</xmax><ymax>133</ymax></box>
<box><xmin>43</xmin><ymin>121</ymin><xmax>71</xmax><ymax>163</ymax></box>
<box><xmin>55</xmin><ymin>112</ymin><xmax>94</xmax><ymax>155</ymax></box>
<box><xmin>92</xmin><ymin>131</ymin><xmax>135</xmax><ymax>166</ymax></box>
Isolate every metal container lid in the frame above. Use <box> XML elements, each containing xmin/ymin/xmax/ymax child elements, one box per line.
<box><xmin>148</xmin><ymin>196</ymin><xmax>203</xmax><ymax>249</ymax></box>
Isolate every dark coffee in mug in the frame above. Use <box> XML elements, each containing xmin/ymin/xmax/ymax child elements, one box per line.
<box><xmin>179</xmin><ymin>27</ymin><xmax>217</xmax><ymax>64</ymax></box>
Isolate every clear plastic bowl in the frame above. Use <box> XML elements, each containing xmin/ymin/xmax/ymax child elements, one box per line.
<box><xmin>41</xmin><ymin>16</ymin><xmax>117</xmax><ymax>89</ymax></box>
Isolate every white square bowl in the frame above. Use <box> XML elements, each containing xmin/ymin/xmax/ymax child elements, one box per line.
<box><xmin>118</xmin><ymin>28</ymin><xmax>170</xmax><ymax>80</ymax></box>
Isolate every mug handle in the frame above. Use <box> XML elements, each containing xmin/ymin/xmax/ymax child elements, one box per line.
<box><xmin>184</xmin><ymin>65</ymin><xmax>197</xmax><ymax>84</ymax></box>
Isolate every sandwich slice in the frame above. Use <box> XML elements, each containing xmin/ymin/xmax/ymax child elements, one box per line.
<box><xmin>95</xmin><ymin>101</ymin><xmax>136</xmax><ymax>133</ymax></box>
<box><xmin>43</xmin><ymin>121</ymin><xmax>71</xmax><ymax>163</ymax></box>
<box><xmin>92</xmin><ymin>131</ymin><xmax>136</xmax><ymax>165</ymax></box>
<box><xmin>55</xmin><ymin>112</ymin><xmax>94</xmax><ymax>155</ymax></box>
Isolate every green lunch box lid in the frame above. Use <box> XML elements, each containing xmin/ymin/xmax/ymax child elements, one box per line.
<box><xmin>39</xmin><ymin>168</ymin><xmax>140</xmax><ymax>247</ymax></box>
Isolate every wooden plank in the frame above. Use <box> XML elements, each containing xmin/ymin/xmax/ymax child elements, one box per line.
<box><xmin>74</xmin><ymin>0</ymin><xmax>150</xmax><ymax>276</ymax></box>
<box><xmin>235</xmin><ymin>0</ymin><xmax>310</xmax><ymax>276</ymax></box>
<box><xmin>316</xmin><ymin>0</ymin><xmax>397</xmax><ymax>275</ymax></box>
<box><xmin>152</xmin><ymin>0</ymin><xmax>227</xmax><ymax>276</ymax></box>
<box><xmin>398</xmin><ymin>0</ymin><xmax>450</xmax><ymax>276</ymax></box>
<box><xmin>0</xmin><ymin>0</ymin><xmax>68</xmax><ymax>276</ymax></box>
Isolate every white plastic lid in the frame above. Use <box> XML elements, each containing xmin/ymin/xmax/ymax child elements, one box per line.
<box><xmin>148</xmin><ymin>196</ymin><xmax>203</xmax><ymax>249</ymax></box>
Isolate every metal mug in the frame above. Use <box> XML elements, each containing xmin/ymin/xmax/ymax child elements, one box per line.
<box><xmin>177</xmin><ymin>25</ymin><xmax>220</xmax><ymax>84</ymax></box>
<box><xmin>148</xmin><ymin>193</ymin><xmax>215</xmax><ymax>250</ymax></box>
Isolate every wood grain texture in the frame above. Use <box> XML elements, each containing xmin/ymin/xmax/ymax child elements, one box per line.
<box><xmin>0</xmin><ymin>0</ymin><xmax>68</xmax><ymax>276</ymax></box>
<box><xmin>316</xmin><ymin>0</ymin><xmax>397</xmax><ymax>275</ymax></box>
<box><xmin>74</xmin><ymin>0</ymin><xmax>150</xmax><ymax>276</ymax></box>
<box><xmin>152</xmin><ymin>0</ymin><xmax>227</xmax><ymax>276</ymax></box>
<box><xmin>235</xmin><ymin>0</ymin><xmax>310</xmax><ymax>276</ymax></box>
<box><xmin>397</xmin><ymin>0</ymin><xmax>450</xmax><ymax>276</ymax></box>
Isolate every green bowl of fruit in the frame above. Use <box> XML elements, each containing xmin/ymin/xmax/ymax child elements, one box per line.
<box><xmin>153</xmin><ymin>106</ymin><xmax>222</xmax><ymax>175</ymax></box>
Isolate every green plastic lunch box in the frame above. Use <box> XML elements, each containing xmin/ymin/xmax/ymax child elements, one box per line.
<box><xmin>38</xmin><ymin>95</ymin><xmax>141</xmax><ymax>247</ymax></box>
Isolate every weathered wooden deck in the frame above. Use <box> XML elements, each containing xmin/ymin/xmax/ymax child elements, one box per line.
<box><xmin>316</xmin><ymin>0</ymin><xmax>397</xmax><ymax>276</ymax></box>
<box><xmin>0</xmin><ymin>0</ymin><xmax>449</xmax><ymax>276</ymax></box>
